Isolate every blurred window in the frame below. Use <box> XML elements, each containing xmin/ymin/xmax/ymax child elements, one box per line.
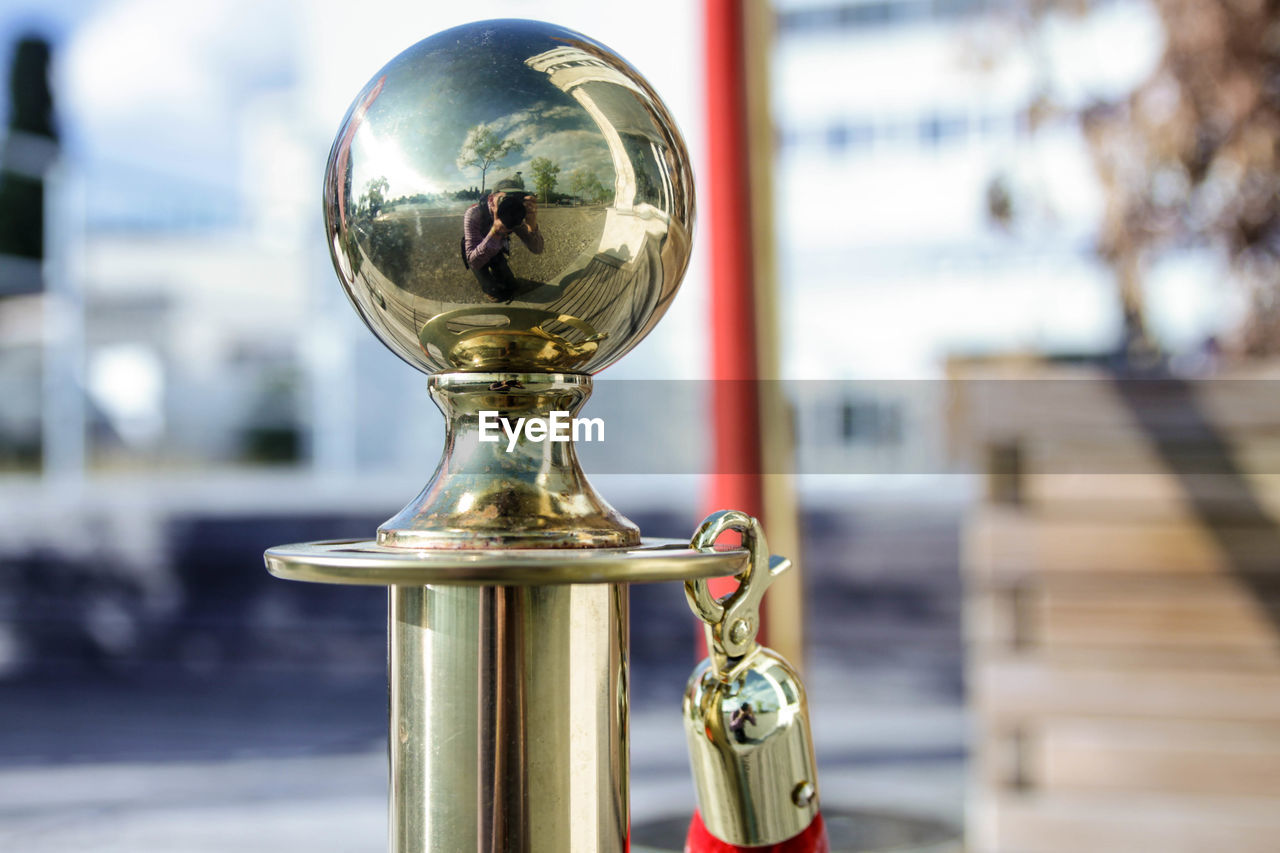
<box><xmin>919</xmin><ymin>114</ymin><xmax>968</xmax><ymax>147</ymax></box>
<box><xmin>826</xmin><ymin>123</ymin><xmax>849</xmax><ymax>152</ymax></box>
<box><xmin>778</xmin><ymin>0</ymin><xmax>998</xmax><ymax>34</ymax></box>
<box><xmin>840</xmin><ymin>398</ymin><xmax>903</xmax><ymax>445</ymax></box>
<box><xmin>87</xmin><ymin>343</ymin><xmax>164</xmax><ymax>448</ymax></box>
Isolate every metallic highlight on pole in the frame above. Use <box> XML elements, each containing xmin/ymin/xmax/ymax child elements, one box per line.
<box><xmin>390</xmin><ymin>583</ymin><xmax>629</xmax><ymax>853</ymax></box>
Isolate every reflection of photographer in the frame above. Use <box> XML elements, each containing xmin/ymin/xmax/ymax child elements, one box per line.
<box><xmin>729</xmin><ymin>702</ymin><xmax>756</xmax><ymax>744</ymax></box>
<box><xmin>462</xmin><ymin>177</ymin><xmax>544</xmax><ymax>302</ymax></box>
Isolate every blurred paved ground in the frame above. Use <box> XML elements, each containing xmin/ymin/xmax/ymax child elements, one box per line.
<box><xmin>0</xmin><ymin>499</ymin><xmax>966</xmax><ymax>851</ymax></box>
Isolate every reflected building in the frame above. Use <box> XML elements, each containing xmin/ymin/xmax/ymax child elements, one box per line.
<box><xmin>524</xmin><ymin>43</ymin><xmax>690</xmax><ymax>334</ymax></box>
<box><xmin>772</xmin><ymin>0</ymin><xmax>1161</xmax><ymax>480</ymax></box>
<box><xmin>526</xmin><ymin>45</ymin><xmax>679</xmax><ymax>216</ymax></box>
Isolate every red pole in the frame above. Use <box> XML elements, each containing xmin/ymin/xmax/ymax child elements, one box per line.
<box><xmin>693</xmin><ymin>10</ymin><xmax>826</xmax><ymax>850</ymax></box>
<box><xmin>703</xmin><ymin>0</ymin><xmax>764</xmax><ymax>589</ymax></box>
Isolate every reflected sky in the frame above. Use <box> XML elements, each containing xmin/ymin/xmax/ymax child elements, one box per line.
<box><xmin>346</xmin><ymin>23</ymin><xmax>615</xmax><ymax>200</ymax></box>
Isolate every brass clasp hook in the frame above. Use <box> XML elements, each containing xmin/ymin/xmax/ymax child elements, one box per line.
<box><xmin>686</xmin><ymin>510</ymin><xmax>791</xmax><ymax>674</ymax></box>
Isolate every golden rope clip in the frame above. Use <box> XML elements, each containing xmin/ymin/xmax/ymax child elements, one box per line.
<box><xmin>685</xmin><ymin>510</ymin><xmax>792</xmax><ymax>675</ymax></box>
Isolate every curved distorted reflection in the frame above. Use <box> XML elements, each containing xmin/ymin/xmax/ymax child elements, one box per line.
<box><xmin>720</xmin><ymin>665</ymin><xmax>793</xmax><ymax>749</ymax></box>
<box><xmin>324</xmin><ymin>19</ymin><xmax>695</xmax><ymax>375</ymax></box>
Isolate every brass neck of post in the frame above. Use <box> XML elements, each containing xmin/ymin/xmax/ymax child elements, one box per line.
<box><xmin>377</xmin><ymin>371</ymin><xmax>639</xmax><ymax>550</ymax></box>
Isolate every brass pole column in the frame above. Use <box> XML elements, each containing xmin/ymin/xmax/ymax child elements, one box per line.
<box><xmin>389</xmin><ymin>584</ymin><xmax>629</xmax><ymax>852</ymax></box>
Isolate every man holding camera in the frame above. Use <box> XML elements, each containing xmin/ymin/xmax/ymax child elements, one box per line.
<box><xmin>462</xmin><ymin>176</ymin><xmax>544</xmax><ymax>302</ymax></box>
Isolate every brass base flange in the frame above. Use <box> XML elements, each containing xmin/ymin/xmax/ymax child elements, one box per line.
<box><xmin>265</xmin><ymin>537</ymin><xmax>757</xmax><ymax>586</ymax></box>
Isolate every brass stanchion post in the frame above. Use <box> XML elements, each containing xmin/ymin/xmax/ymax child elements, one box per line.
<box><xmin>263</xmin><ymin>19</ymin><xmax>760</xmax><ymax>852</ymax></box>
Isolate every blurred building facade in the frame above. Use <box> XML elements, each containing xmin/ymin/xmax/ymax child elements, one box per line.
<box><xmin>772</xmin><ymin>0</ymin><xmax>1183</xmax><ymax>471</ymax></box>
<box><xmin>0</xmin><ymin>0</ymin><xmax>1195</xmax><ymax>674</ymax></box>
<box><xmin>0</xmin><ymin>0</ymin><xmax>1190</xmax><ymax>484</ymax></box>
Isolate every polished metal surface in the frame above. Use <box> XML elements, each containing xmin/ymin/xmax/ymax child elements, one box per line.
<box><xmin>686</xmin><ymin>511</ymin><xmax>791</xmax><ymax>671</ymax></box>
<box><xmin>390</xmin><ymin>583</ymin><xmax>628</xmax><ymax>853</ymax></box>
<box><xmin>682</xmin><ymin>511</ymin><xmax>821</xmax><ymax>847</ymax></box>
<box><xmin>683</xmin><ymin>649</ymin><xmax>820</xmax><ymax>847</ymax></box>
<box><xmin>378</xmin><ymin>372</ymin><xmax>637</xmax><ymax>550</ymax></box>
<box><xmin>265</xmin><ymin>538</ymin><xmax>751</xmax><ymax>586</ymax></box>
<box><xmin>324</xmin><ymin>18</ymin><xmax>694</xmax><ymax>375</ymax></box>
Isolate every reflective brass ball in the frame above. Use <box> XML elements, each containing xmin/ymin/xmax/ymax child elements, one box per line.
<box><xmin>323</xmin><ymin>19</ymin><xmax>695</xmax><ymax>375</ymax></box>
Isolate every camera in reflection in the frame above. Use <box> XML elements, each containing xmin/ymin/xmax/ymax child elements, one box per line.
<box><xmin>494</xmin><ymin>192</ymin><xmax>531</xmax><ymax>231</ymax></box>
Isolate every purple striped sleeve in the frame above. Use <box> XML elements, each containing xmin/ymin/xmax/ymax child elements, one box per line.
<box><xmin>463</xmin><ymin>204</ymin><xmax>504</xmax><ymax>269</ymax></box>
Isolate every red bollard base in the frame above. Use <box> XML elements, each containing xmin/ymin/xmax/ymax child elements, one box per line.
<box><xmin>685</xmin><ymin>810</ymin><xmax>829</xmax><ymax>853</ymax></box>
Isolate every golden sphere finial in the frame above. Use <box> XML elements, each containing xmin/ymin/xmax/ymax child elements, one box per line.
<box><xmin>324</xmin><ymin>19</ymin><xmax>694</xmax><ymax>375</ymax></box>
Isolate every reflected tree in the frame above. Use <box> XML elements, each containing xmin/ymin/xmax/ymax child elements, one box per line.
<box><xmin>531</xmin><ymin>157</ymin><xmax>560</xmax><ymax>203</ymax></box>
<box><xmin>356</xmin><ymin>176</ymin><xmax>389</xmax><ymax>221</ymax></box>
<box><xmin>353</xmin><ymin>176</ymin><xmax>410</xmax><ymax>285</ymax></box>
<box><xmin>456</xmin><ymin>123</ymin><xmax>522</xmax><ymax>194</ymax></box>
<box><xmin>569</xmin><ymin>168</ymin><xmax>610</xmax><ymax>205</ymax></box>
